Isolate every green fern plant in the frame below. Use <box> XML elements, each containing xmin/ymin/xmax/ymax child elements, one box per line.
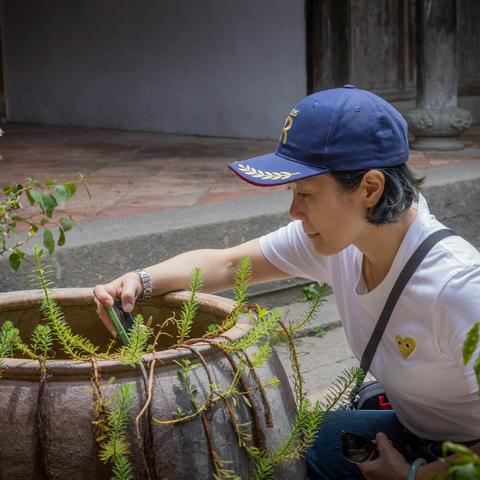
<box><xmin>31</xmin><ymin>324</ymin><xmax>53</xmax><ymax>358</ymax></box>
<box><xmin>232</xmin><ymin>256</ymin><xmax>251</xmax><ymax>307</ymax></box>
<box><xmin>111</xmin><ymin>455</ymin><xmax>135</xmax><ymax>480</ymax></box>
<box><xmin>248</xmin><ymin>343</ymin><xmax>273</xmax><ymax>369</ymax></box>
<box><xmin>174</xmin><ymin>358</ymin><xmax>202</xmax><ymax>417</ymax></box>
<box><xmin>206</xmin><ymin>256</ymin><xmax>252</xmax><ymax>338</ymax></box>
<box><xmin>0</xmin><ymin>320</ymin><xmax>20</xmax><ymax>377</ymax></box>
<box><xmin>99</xmin><ymin>383</ymin><xmax>136</xmax><ymax>480</ymax></box>
<box><xmin>119</xmin><ymin>314</ymin><xmax>153</xmax><ymax>367</ymax></box>
<box><xmin>176</xmin><ymin>267</ymin><xmax>202</xmax><ymax>344</ymax></box>
<box><xmin>253</xmin><ymin>456</ymin><xmax>274</xmax><ymax>480</ymax></box>
<box><xmin>223</xmin><ymin>307</ymin><xmax>283</xmax><ymax>353</ymax></box>
<box><xmin>242</xmin><ymin>289</ymin><xmax>361</xmax><ymax>473</ymax></box>
<box><xmin>290</xmin><ymin>283</ymin><xmax>329</xmax><ymax>334</ymax></box>
<box><xmin>211</xmin><ymin>453</ymin><xmax>240</xmax><ymax>480</ymax></box>
<box><xmin>271</xmin><ymin>368</ymin><xmax>360</xmax><ymax>464</ymax></box>
<box><xmin>31</xmin><ymin>246</ymin><xmax>98</xmax><ymax>360</ymax></box>
<box><xmin>16</xmin><ymin>324</ymin><xmax>54</xmax><ymax>374</ymax></box>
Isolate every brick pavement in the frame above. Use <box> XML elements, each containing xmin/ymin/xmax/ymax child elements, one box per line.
<box><xmin>1</xmin><ymin>122</ymin><xmax>479</xmax><ymax>227</ymax></box>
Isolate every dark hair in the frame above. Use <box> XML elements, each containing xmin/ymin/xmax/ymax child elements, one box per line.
<box><xmin>329</xmin><ymin>164</ymin><xmax>425</xmax><ymax>225</ymax></box>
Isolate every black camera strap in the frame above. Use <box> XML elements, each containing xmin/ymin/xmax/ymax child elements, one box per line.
<box><xmin>352</xmin><ymin>228</ymin><xmax>456</xmax><ymax>395</ymax></box>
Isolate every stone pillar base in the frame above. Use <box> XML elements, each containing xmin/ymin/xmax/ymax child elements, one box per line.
<box><xmin>410</xmin><ymin>136</ymin><xmax>465</xmax><ymax>151</ymax></box>
<box><xmin>405</xmin><ymin>107</ymin><xmax>472</xmax><ymax>152</ymax></box>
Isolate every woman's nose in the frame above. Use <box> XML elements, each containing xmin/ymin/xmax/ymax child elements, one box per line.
<box><xmin>289</xmin><ymin>196</ymin><xmax>306</xmax><ymax>221</ymax></box>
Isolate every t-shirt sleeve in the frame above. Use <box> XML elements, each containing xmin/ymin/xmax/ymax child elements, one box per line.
<box><xmin>435</xmin><ymin>264</ymin><xmax>480</xmax><ymax>394</ymax></box>
<box><xmin>259</xmin><ymin>220</ymin><xmax>330</xmax><ymax>283</ymax></box>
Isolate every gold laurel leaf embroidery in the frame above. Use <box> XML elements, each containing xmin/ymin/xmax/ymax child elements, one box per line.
<box><xmin>237</xmin><ymin>164</ymin><xmax>300</xmax><ymax>181</ymax></box>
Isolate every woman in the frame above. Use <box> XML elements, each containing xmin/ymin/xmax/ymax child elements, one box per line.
<box><xmin>94</xmin><ymin>86</ymin><xmax>480</xmax><ymax>479</ymax></box>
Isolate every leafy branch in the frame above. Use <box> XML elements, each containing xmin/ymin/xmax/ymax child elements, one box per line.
<box><xmin>1</xmin><ymin>174</ymin><xmax>89</xmax><ymax>271</ymax></box>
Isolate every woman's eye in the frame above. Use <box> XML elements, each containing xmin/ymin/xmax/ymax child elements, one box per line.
<box><xmin>298</xmin><ymin>192</ymin><xmax>310</xmax><ymax>198</ymax></box>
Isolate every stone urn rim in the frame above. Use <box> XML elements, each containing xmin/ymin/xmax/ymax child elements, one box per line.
<box><xmin>0</xmin><ymin>287</ymin><xmax>253</xmax><ymax>379</ymax></box>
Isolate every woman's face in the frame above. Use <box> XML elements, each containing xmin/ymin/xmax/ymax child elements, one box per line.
<box><xmin>289</xmin><ymin>173</ymin><xmax>368</xmax><ymax>255</ymax></box>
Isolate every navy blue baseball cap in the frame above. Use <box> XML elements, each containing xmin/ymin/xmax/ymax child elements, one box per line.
<box><xmin>229</xmin><ymin>85</ymin><xmax>409</xmax><ymax>186</ymax></box>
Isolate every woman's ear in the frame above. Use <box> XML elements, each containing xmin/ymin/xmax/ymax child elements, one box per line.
<box><xmin>361</xmin><ymin>170</ymin><xmax>385</xmax><ymax>208</ymax></box>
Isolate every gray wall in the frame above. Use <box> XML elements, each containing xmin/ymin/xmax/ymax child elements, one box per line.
<box><xmin>2</xmin><ymin>0</ymin><xmax>307</xmax><ymax>139</ymax></box>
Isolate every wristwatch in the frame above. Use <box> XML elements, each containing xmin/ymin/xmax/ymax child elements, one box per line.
<box><xmin>135</xmin><ymin>269</ymin><xmax>153</xmax><ymax>299</ymax></box>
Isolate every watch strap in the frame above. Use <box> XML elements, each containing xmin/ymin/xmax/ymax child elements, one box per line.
<box><xmin>135</xmin><ymin>269</ymin><xmax>153</xmax><ymax>299</ymax></box>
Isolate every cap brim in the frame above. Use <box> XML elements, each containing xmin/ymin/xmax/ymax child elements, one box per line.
<box><xmin>228</xmin><ymin>152</ymin><xmax>328</xmax><ymax>186</ymax></box>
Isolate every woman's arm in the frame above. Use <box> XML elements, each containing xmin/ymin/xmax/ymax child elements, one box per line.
<box><xmin>93</xmin><ymin>238</ymin><xmax>291</xmax><ymax>335</ymax></box>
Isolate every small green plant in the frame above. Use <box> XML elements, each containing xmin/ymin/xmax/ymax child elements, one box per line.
<box><xmin>120</xmin><ymin>315</ymin><xmax>153</xmax><ymax>367</ymax></box>
<box><xmin>1</xmin><ymin>174</ymin><xmax>89</xmax><ymax>271</ymax></box>
<box><xmin>301</xmin><ymin>282</ymin><xmax>320</xmax><ymax>302</ymax></box>
<box><xmin>99</xmin><ymin>383</ymin><xmax>136</xmax><ymax>480</ymax></box>
<box><xmin>31</xmin><ymin>245</ymin><xmax>99</xmax><ymax>360</ymax></box>
<box><xmin>16</xmin><ymin>324</ymin><xmax>54</xmax><ymax>374</ymax></box>
<box><xmin>295</xmin><ymin>283</ymin><xmax>329</xmax><ymax>332</ymax></box>
<box><xmin>9</xmin><ymin>304</ymin><xmax>56</xmax><ymax>477</ymax></box>
<box><xmin>232</xmin><ymin>256</ymin><xmax>251</xmax><ymax>307</ymax></box>
<box><xmin>176</xmin><ymin>267</ymin><xmax>202</xmax><ymax>344</ymax></box>
<box><xmin>0</xmin><ymin>320</ymin><xmax>20</xmax><ymax>377</ymax></box>
<box><xmin>253</xmin><ymin>457</ymin><xmax>273</xmax><ymax>480</ymax></box>
<box><xmin>312</xmin><ymin>325</ymin><xmax>328</xmax><ymax>338</ymax></box>
<box><xmin>206</xmin><ymin>323</ymin><xmax>220</xmax><ymax>333</ymax></box>
<box><xmin>174</xmin><ymin>358</ymin><xmax>202</xmax><ymax>411</ymax></box>
<box><xmin>249</xmin><ymin>342</ymin><xmax>273</xmax><ymax>368</ymax></box>
<box><xmin>205</xmin><ymin>256</ymin><xmax>252</xmax><ymax>338</ymax></box>
<box><xmin>223</xmin><ymin>307</ymin><xmax>283</xmax><ymax>353</ymax></box>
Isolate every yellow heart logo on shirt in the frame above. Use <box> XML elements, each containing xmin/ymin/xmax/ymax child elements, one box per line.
<box><xmin>395</xmin><ymin>335</ymin><xmax>416</xmax><ymax>358</ymax></box>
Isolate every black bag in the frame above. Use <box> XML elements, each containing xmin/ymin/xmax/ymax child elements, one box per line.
<box><xmin>351</xmin><ymin>381</ymin><xmax>392</xmax><ymax>410</ymax></box>
<box><xmin>348</xmin><ymin>229</ymin><xmax>455</xmax><ymax>411</ymax></box>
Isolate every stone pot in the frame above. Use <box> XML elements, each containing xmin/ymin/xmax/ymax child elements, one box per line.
<box><xmin>0</xmin><ymin>288</ymin><xmax>304</xmax><ymax>479</ymax></box>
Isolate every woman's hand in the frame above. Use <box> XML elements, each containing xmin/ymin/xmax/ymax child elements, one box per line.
<box><xmin>358</xmin><ymin>432</ymin><xmax>410</xmax><ymax>480</ymax></box>
<box><xmin>93</xmin><ymin>272</ymin><xmax>143</xmax><ymax>337</ymax></box>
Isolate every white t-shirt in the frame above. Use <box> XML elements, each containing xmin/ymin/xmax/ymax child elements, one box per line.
<box><xmin>260</xmin><ymin>195</ymin><xmax>480</xmax><ymax>441</ymax></box>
